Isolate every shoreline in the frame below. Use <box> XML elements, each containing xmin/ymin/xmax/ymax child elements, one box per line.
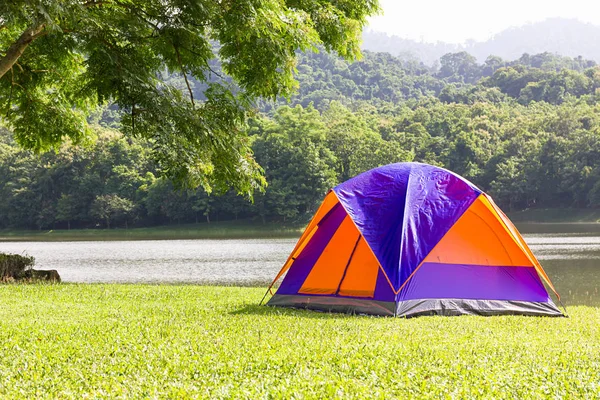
<box><xmin>2</xmin><ymin>209</ymin><xmax>600</xmax><ymax>242</ymax></box>
<box><xmin>0</xmin><ymin>221</ymin><xmax>304</xmax><ymax>242</ymax></box>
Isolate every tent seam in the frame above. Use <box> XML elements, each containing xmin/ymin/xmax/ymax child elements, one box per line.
<box><xmin>484</xmin><ymin>194</ymin><xmax>561</xmax><ymax>301</ymax></box>
<box><xmin>396</xmin><ymin>190</ymin><xmax>482</xmax><ymax>298</ymax></box>
<box><xmin>397</xmin><ymin>165</ymin><xmax>413</xmax><ymax>293</ymax></box>
<box><xmin>331</xmin><ymin>191</ymin><xmax>400</xmax><ymax>295</ymax></box>
<box><xmin>465</xmin><ymin>208</ymin><xmax>515</xmax><ymax>265</ymax></box>
<box><xmin>335</xmin><ymin>233</ymin><xmax>362</xmax><ymax>296</ymax></box>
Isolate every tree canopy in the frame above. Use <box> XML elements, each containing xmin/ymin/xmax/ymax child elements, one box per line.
<box><xmin>0</xmin><ymin>0</ymin><xmax>379</xmax><ymax>194</ymax></box>
<box><xmin>2</xmin><ymin>38</ymin><xmax>600</xmax><ymax>229</ymax></box>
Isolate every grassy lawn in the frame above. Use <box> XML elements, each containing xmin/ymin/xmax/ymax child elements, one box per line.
<box><xmin>0</xmin><ymin>221</ymin><xmax>304</xmax><ymax>242</ymax></box>
<box><xmin>0</xmin><ymin>285</ymin><xmax>598</xmax><ymax>398</ymax></box>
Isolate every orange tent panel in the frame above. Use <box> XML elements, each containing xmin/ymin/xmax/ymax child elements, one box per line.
<box><xmin>299</xmin><ymin>215</ymin><xmax>359</xmax><ymax>295</ymax></box>
<box><xmin>483</xmin><ymin>194</ymin><xmax>560</xmax><ymax>299</ymax></box>
<box><xmin>338</xmin><ymin>238</ymin><xmax>380</xmax><ymax>298</ymax></box>
<box><xmin>424</xmin><ymin>194</ymin><xmax>533</xmax><ymax>267</ymax></box>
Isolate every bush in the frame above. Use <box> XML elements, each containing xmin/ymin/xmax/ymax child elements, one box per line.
<box><xmin>0</xmin><ymin>253</ymin><xmax>35</xmax><ymax>280</ymax></box>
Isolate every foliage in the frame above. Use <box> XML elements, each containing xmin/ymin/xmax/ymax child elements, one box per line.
<box><xmin>0</xmin><ymin>253</ymin><xmax>34</xmax><ymax>279</ymax></box>
<box><xmin>0</xmin><ymin>285</ymin><xmax>598</xmax><ymax>398</ymax></box>
<box><xmin>0</xmin><ymin>0</ymin><xmax>379</xmax><ymax>192</ymax></box>
<box><xmin>251</xmin><ymin>105</ymin><xmax>338</xmax><ymax>221</ymax></box>
<box><xmin>90</xmin><ymin>194</ymin><xmax>135</xmax><ymax>229</ymax></box>
<box><xmin>3</xmin><ymin>48</ymin><xmax>600</xmax><ymax>228</ymax></box>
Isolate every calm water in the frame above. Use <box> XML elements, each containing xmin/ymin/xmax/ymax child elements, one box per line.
<box><xmin>0</xmin><ymin>239</ymin><xmax>295</xmax><ymax>286</ymax></box>
<box><xmin>1</xmin><ymin>224</ymin><xmax>599</xmax><ymax>306</ymax></box>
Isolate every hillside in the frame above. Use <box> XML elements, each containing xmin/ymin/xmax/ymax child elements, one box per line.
<box><xmin>3</xmin><ymin>47</ymin><xmax>600</xmax><ymax>230</ymax></box>
<box><xmin>363</xmin><ymin>18</ymin><xmax>600</xmax><ymax>64</ymax></box>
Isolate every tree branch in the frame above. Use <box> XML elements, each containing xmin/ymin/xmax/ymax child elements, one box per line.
<box><xmin>174</xmin><ymin>45</ymin><xmax>195</xmax><ymax>107</ymax></box>
<box><xmin>0</xmin><ymin>24</ymin><xmax>46</xmax><ymax>79</ymax></box>
<box><xmin>82</xmin><ymin>1</ymin><xmax>114</xmax><ymax>7</ymax></box>
<box><xmin>5</xmin><ymin>68</ymin><xmax>14</xmax><ymax>117</ymax></box>
<box><xmin>180</xmin><ymin>46</ymin><xmax>225</xmax><ymax>80</ymax></box>
<box><xmin>206</xmin><ymin>63</ymin><xmax>225</xmax><ymax>80</ymax></box>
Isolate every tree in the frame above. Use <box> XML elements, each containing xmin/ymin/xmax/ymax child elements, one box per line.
<box><xmin>251</xmin><ymin>105</ymin><xmax>337</xmax><ymax>222</ymax></box>
<box><xmin>0</xmin><ymin>0</ymin><xmax>379</xmax><ymax>193</ymax></box>
<box><xmin>323</xmin><ymin>102</ymin><xmax>412</xmax><ymax>181</ymax></box>
<box><xmin>490</xmin><ymin>158</ymin><xmax>530</xmax><ymax>211</ymax></box>
<box><xmin>90</xmin><ymin>194</ymin><xmax>135</xmax><ymax>229</ymax></box>
<box><xmin>191</xmin><ymin>191</ymin><xmax>214</xmax><ymax>223</ymax></box>
<box><xmin>144</xmin><ymin>178</ymin><xmax>190</xmax><ymax>224</ymax></box>
<box><xmin>56</xmin><ymin>194</ymin><xmax>78</xmax><ymax>230</ymax></box>
<box><xmin>438</xmin><ymin>52</ymin><xmax>481</xmax><ymax>84</ymax></box>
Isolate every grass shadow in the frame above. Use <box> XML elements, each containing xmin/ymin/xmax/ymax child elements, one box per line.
<box><xmin>230</xmin><ymin>304</ymin><xmax>381</xmax><ymax>319</ymax></box>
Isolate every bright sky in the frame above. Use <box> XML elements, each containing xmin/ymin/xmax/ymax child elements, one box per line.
<box><xmin>368</xmin><ymin>0</ymin><xmax>600</xmax><ymax>44</ymax></box>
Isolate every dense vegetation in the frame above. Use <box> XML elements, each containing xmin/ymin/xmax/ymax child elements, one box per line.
<box><xmin>3</xmin><ymin>49</ymin><xmax>600</xmax><ymax>229</ymax></box>
<box><xmin>0</xmin><ymin>253</ymin><xmax>34</xmax><ymax>280</ymax></box>
<box><xmin>0</xmin><ymin>0</ymin><xmax>377</xmax><ymax>192</ymax></box>
<box><xmin>0</xmin><ymin>285</ymin><xmax>598</xmax><ymax>398</ymax></box>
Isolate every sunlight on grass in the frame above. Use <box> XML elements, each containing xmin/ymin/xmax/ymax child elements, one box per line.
<box><xmin>0</xmin><ymin>285</ymin><xmax>598</xmax><ymax>398</ymax></box>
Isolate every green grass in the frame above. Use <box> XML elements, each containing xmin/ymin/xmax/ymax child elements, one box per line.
<box><xmin>0</xmin><ymin>221</ymin><xmax>304</xmax><ymax>242</ymax></box>
<box><xmin>0</xmin><ymin>285</ymin><xmax>598</xmax><ymax>398</ymax></box>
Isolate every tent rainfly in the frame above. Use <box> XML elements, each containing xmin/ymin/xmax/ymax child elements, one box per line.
<box><xmin>262</xmin><ymin>162</ymin><xmax>564</xmax><ymax>317</ymax></box>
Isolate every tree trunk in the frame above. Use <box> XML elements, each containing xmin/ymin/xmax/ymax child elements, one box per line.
<box><xmin>0</xmin><ymin>24</ymin><xmax>46</xmax><ymax>79</ymax></box>
<box><xmin>106</xmin><ymin>219</ymin><xmax>111</xmax><ymax>229</ymax></box>
<box><xmin>67</xmin><ymin>221</ymin><xmax>71</xmax><ymax>230</ymax></box>
<box><xmin>206</xmin><ymin>213</ymin><xmax>210</xmax><ymax>223</ymax></box>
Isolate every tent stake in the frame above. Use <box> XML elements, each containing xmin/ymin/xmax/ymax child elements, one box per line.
<box><xmin>559</xmin><ymin>298</ymin><xmax>569</xmax><ymax>317</ymax></box>
<box><xmin>259</xmin><ymin>288</ymin><xmax>270</xmax><ymax>306</ymax></box>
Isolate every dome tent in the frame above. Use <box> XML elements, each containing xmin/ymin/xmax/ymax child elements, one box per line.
<box><xmin>263</xmin><ymin>162</ymin><xmax>563</xmax><ymax>317</ymax></box>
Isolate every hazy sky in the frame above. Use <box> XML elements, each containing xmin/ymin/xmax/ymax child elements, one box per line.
<box><xmin>368</xmin><ymin>0</ymin><xmax>600</xmax><ymax>44</ymax></box>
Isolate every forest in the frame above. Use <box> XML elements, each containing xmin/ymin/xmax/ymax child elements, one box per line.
<box><xmin>3</xmin><ymin>49</ymin><xmax>600</xmax><ymax>229</ymax></box>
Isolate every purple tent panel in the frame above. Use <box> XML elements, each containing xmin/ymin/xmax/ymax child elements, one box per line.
<box><xmin>333</xmin><ymin>163</ymin><xmax>481</xmax><ymax>293</ymax></box>
<box><xmin>399</xmin><ymin>263</ymin><xmax>551</xmax><ymax>302</ymax></box>
<box><xmin>398</xmin><ymin>165</ymin><xmax>481</xmax><ymax>290</ymax></box>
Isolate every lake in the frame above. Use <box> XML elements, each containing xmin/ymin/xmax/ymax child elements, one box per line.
<box><xmin>1</xmin><ymin>224</ymin><xmax>599</xmax><ymax>307</ymax></box>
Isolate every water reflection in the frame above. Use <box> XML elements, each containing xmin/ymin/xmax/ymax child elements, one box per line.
<box><xmin>523</xmin><ymin>229</ymin><xmax>600</xmax><ymax>307</ymax></box>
